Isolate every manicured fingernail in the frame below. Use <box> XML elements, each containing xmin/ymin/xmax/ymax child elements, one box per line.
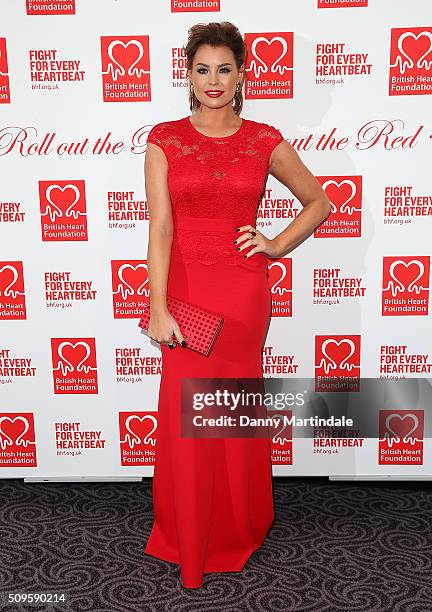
<box><xmin>232</xmin><ymin>240</ymin><xmax>237</xmax><ymax>244</ymax></box>
<box><xmin>236</xmin><ymin>247</ymin><xmax>240</xmax><ymax>251</ymax></box>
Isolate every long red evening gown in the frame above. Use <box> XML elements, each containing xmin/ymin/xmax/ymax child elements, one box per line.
<box><xmin>144</xmin><ymin>114</ymin><xmax>285</xmax><ymax>588</ymax></box>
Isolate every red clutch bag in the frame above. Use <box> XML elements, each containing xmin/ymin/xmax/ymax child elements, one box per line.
<box><xmin>138</xmin><ymin>295</ymin><xmax>224</xmax><ymax>357</ymax></box>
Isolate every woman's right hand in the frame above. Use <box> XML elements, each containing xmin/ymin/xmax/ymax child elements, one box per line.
<box><xmin>148</xmin><ymin>309</ymin><xmax>186</xmax><ymax>348</ymax></box>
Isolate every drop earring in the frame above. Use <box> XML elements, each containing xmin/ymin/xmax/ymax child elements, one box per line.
<box><xmin>188</xmin><ymin>80</ymin><xmax>195</xmax><ymax>111</ymax></box>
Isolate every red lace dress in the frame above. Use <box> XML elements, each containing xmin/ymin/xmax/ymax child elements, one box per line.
<box><xmin>144</xmin><ymin>115</ymin><xmax>284</xmax><ymax>588</ymax></box>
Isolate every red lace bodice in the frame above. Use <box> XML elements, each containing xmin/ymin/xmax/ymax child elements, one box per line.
<box><xmin>146</xmin><ymin>115</ymin><xmax>284</xmax><ymax>267</ymax></box>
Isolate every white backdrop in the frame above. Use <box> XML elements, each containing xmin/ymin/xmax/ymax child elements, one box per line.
<box><xmin>1</xmin><ymin>0</ymin><xmax>431</xmax><ymax>480</ymax></box>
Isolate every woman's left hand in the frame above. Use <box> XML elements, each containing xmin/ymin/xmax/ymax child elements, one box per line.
<box><xmin>234</xmin><ymin>225</ymin><xmax>281</xmax><ymax>259</ymax></box>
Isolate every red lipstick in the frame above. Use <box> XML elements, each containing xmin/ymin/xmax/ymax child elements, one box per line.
<box><xmin>205</xmin><ymin>90</ymin><xmax>224</xmax><ymax>98</ymax></box>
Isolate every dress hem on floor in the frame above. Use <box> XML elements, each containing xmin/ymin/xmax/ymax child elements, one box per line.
<box><xmin>144</xmin><ymin>517</ymin><xmax>274</xmax><ymax>588</ymax></box>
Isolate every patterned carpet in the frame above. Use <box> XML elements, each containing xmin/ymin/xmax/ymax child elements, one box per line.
<box><xmin>0</xmin><ymin>477</ymin><xmax>431</xmax><ymax>611</ymax></box>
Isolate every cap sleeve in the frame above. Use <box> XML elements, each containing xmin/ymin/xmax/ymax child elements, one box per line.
<box><xmin>266</xmin><ymin>124</ymin><xmax>285</xmax><ymax>163</ymax></box>
<box><xmin>146</xmin><ymin>122</ymin><xmax>170</xmax><ymax>157</ymax></box>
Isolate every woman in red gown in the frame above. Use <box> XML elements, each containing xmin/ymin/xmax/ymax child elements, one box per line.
<box><xmin>144</xmin><ymin>22</ymin><xmax>331</xmax><ymax>589</ymax></box>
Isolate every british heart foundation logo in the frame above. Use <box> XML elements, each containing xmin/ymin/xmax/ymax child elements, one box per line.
<box><xmin>315</xmin><ymin>335</ymin><xmax>361</xmax><ymax>392</ymax></box>
<box><xmin>378</xmin><ymin>410</ymin><xmax>424</xmax><ymax>465</ymax></box>
<box><xmin>0</xmin><ymin>261</ymin><xmax>27</xmax><ymax>320</ymax></box>
<box><xmin>0</xmin><ymin>413</ymin><xmax>37</xmax><ymax>467</ymax></box>
<box><xmin>100</xmin><ymin>36</ymin><xmax>150</xmax><ymax>102</ymax></box>
<box><xmin>389</xmin><ymin>27</ymin><xmax>432</xmax><ymax>96</ymax></box>
<box><xmin>315</xmin><ymin>177</ymin><xmax>362</xmax><ymax>238</ymax></box>
<box><xmin>0</xmin><ymin>38</ymin><xmax>11</xmax><ymax>104</ymax></box>
<box><xmin>39</xmin><ymin>180</ymin><xmax>87</xmax><ymax>241</ymax></box>
<box><xmin>26</xmin><ymin>0</ymin><xmax>76</xmax><ymax>15</ymax></box>
<box><xmin>111</xmin><ymin>260</ymin><xmax>149</xmax><ymax>318</ymax></box>
<box><xmin>382</xmin><ymin>256</ymin><xmax>430</xmax><ymax>316</ymax></box>
<box><xmin>51</xmin><ymin>338</ymin><xmax>98</xmax><ymax>394</ymax></box>
<box><xmin>119</xmin><ymin>411</ymin><xmax>157</xmax><ymax>466</ymax></box>
<box><xmin>268</xmin><ymin>258</ymin><xmax>292</xmax><ymax>317</ymax></box>
<box><xmin>268</xmin><ymin>409</ymin><xmax>293</xmax><ymax>465</ymax></box>
<box><xmin>244</xmin><ymin>32</ymin><xmax>293</xmax><ymax>99</ymax></box>
<box><xmin>318</xmin><ymin>0</ymin><xmax>368</xmax><ymax>7</ymax></box>
<box><xmin>171</xmin><ymin>0</ymin><xmax>220</xmax><ymax>11</ymax></box>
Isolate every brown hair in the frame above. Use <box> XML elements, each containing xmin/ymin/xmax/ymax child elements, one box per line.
<box><xmin>183</xmin><ymin>21</ymin><xmax>246</xmax><ymax>114</ymax></box>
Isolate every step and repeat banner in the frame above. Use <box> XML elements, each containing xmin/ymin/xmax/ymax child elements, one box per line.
<box><xmin>1</xmin><ymin>0</ymin><xmax>431</xmax><ymax>479</ymax></box>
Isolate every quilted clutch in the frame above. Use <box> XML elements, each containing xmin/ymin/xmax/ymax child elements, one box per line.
<box><xmin>138</xmin><ymin>295</ymin><xmax>224</xmax><ymax>357</ymax></box>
